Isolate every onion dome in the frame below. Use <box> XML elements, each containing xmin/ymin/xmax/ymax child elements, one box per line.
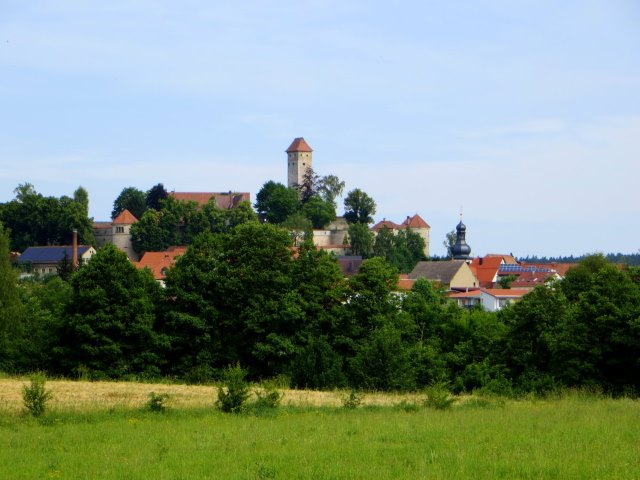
<box><xmin>452</xmin><ymin>220</ymin><xmax>472</xmax><ymax>259</ymax></box>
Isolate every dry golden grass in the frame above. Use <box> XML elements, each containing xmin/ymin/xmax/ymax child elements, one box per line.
<box><xmin>0</xmin><ymin>378</ymin><xmax>425</xmax><ymax>412</ymax></box>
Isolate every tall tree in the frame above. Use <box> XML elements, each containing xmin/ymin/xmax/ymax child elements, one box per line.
<box><xmin>343</xmin><ymin>188</ymin><xmax>376</xmax><ymax>224</ymax></box>
<box><xmin>146</xmin><ymin>183</ymin><xmax>169</xmax><ymax>211</ymax></box>
<box><xmin>297</xmin><ymin>168</ymin><xmax>321</xmax><ymax>203</ymax></box>
<box><xmin>112</xmin><ymin>186</ymin><xmax>146</xmax><ymax>220</ymax></box>
<box><xmin>443</xmin><ymin>229</ymin><xmax>456</xmax><ymax>258</ymax></box>
<box><xmin>164</xmin><ymin>223</ymin><xmax>301</xmax><ymax>378</ymax></box>
<box><xmin>58</xmin><ymin>244</ymin><xmax>164</xmax><ymax>378</ymax></box>
<box><xmin>254</xmin><ymin>181</ymin><xmax>300</xmax><ymax>224</ymax></box>
<box><xmin>302</xmin><ymin>195</ymin><xmax>336</xmax><ymax>229</ymax></box>
<box><xmin>0</xmin><ymin>184</ymin><xmax>93</xmax><ymax>250</ymax></box>
<box><xmin>0</xmin><ymin>224</ymin><xmax>24</xmax><ymax>371</ymax></box>
<box><xmin>348</xmin><ymin>223</ymin><xmax>374</xmax><ymax>258</ymax></box>
<box><xmin>318</xmin><ymin>174</ymin><xmax>345</xmax><ymax>207</ymax></box>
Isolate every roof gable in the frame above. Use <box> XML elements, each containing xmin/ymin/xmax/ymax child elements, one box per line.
<box><xmin>112</xmin><ymin>209</ymin><xmax>138</xmax><ymax>225</ymax></box>
<box><xmin>469</xmin><ymin>256</ymin><xmax>504</xmax><ymax>286</ymax></box>
<box><xmin>408</xmin><ymin>260</ymin><xmax>467</xmax><ymax>283</ymax></box>
<box><xmin>286</xmin><ymin>137</ymin><xmax>313</xmax><ymax>153</ymax></box>
<box><xmin>401</xmin><ymin>214</ymin><xmax>430</xmax><ymax>229</ymax></box>
<box><xmin>371</xmin><ymin>220</ymin><xmax>400</xmax><ymax>231</ymax></box>
<box><xmin>135</xmin><ymin>247</ymin><xmax>188</xmax><ymax>280</ymax></box>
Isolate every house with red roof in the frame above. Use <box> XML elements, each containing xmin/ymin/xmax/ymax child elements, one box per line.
<box><xmin>510</xmin><ymin>270</ymin><xmax>559</xmax><ymax>290</ymax></box>
<box><xmin>370</xmin><ymin>214</ymin><xmax>431</xmax><ymax>257</ymax></box>
<box><xmin>468</xmin><ymin>256</ymin><xmax>504</xmax><ymax>288</ymax></box>
<box><xmin>135</xmin><ymin>246</ymin><xmax>188</xmax><ymax>286</ymax></box>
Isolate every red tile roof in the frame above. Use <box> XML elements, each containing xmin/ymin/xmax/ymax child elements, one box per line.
<box><xmin>520</xmin><ymin>262</ymin><xmax>575</xmax><ymax>277</ymax></box>
<box><xmin>135</xmin><ymin>247</ymin><xmax>188</xmax><ymax>280</ymax></box>
<box><xmin>92</xmin><ymin>222</ymin><xmax>112</xmax><ymax>229</ymax></box>
<box><xmin>485</xmin><ymin>254</ymin><xmax>518</xmax><ymax>264</ymax></box>
<box><xmin>469</xmin><ymin>256</ymin><xmax>504</xmax><ymax>287</ymax></box>
<box><xmin>401</xmin><ymin>214</ymin><xmax>430</xmax><ymax>229</ymax></box>
<box><xmin>510</xmin><ymin>270</ymin><xmax>556</xmax><ymax>288</ymax></box>
<box><xmin>286</xmin><ymin>137</ymin><xmax>313</xmax><ymax>153</ymax></box>
<box><xmin>371</xmin><ymin>220</ymin><xmax>400</xmax><ymax>231</ymax></box>
<box><xmin>397</xmin><ymin>278</ymin><xmax>416</xmax><ymax>291</ymax></box>
<box><xmin>170</xmin><ymin>192</ymin><xmax>250</xmax><ymax>209</ymax></box>
<box><xmin>112</xmin><ymin>209</ymin><xmax>138</xmax><ymax>225</ymax></box>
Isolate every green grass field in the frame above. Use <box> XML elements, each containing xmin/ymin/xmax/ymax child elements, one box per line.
<box><xmin>1</xmin><ymin>390</ymin><xmax>639</xmax><ymax>479</ymax></box>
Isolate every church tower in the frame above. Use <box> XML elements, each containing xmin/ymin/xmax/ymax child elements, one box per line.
<box><xmin>286</xmin><ymin>137</ymin><xmax>313</xmax><ymax>188</ymax></box>
<box><xmin>452</xmin><ymin>216</ymin><xmax>472</xmax><ymax>260</ymax></box>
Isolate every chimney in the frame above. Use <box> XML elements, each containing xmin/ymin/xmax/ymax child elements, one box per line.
<box><xmin>72</xmin><ymin>229</ymin><xmax>78</xmax><ymax>271</ymax></box>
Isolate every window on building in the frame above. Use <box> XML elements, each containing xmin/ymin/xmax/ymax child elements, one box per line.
<box><xmin>116</xmin><ymin>226</ymin><xmax>124</xmax><ymax>233</ymax></box>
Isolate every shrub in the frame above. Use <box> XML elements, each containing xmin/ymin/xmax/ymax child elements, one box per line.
<box><xmin>342</xmin><ymin>390</ymin><xmax>363</xmax><ymax>409</ymax></box>
<box><xmin>22</xmin><ymin>373</ymin><xmax>53</xmax><ymax>417</ymax></box>
<box><xmin>216</xmin><ymin>363</ymin><xmax>250</xmax><ymax>413</ymax></box>
<box><xmin>424</xmin><ymin>382</ymin><xmax>454</xmax><ymax>410</ymax></box>
<box><xmin>254</xmin><ymin>383</ymin><xmax>283</xmax><ymax>410</ymax></box>
<box><xmin>146</xmin><ymin>392</ymin><xmax>170</xmax><ymax>413</ymax></box>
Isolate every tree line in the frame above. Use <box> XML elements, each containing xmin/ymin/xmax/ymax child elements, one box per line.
<box><xmin>1</xmin><ymin>219</ymin><xmax>639</xmax><ymax>395</ymax></box>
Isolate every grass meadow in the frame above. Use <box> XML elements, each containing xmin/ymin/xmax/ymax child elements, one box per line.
<box><xmin>0</xmin><ymin>378</ymin><xmax>639</xmax><ymax>479</ymax></box>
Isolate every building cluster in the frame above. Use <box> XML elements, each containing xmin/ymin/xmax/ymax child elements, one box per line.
<box><xmin>11</xmin><ymin>137</ymin><xmax>575</xmax><ymax>311</ymax></box>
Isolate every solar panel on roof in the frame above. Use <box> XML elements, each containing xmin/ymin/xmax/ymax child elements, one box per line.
<box><xmin>17</xmin><ymin>246</ymin><xmax>91</xmax><ymax>263</ymax></box>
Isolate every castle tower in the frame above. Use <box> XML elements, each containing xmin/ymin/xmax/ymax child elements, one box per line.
<box><xmin>111</xmin><ymin>209</ymin><xmax>139</xmax><ymax>261</ymax></box>
<box><xmin>286</xmin><ymin>137</ymin><xmax>313</xmax><ymax>189</ymax></box>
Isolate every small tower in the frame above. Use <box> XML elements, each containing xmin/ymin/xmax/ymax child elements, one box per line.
<box><xmin>112</xmin><ymin>209</ymin><xmax>139</xmax><ymax>261</ymax></box>
<box><xmin>452</xmin><ymin>214</ymin><xmax>472</xmax><ymax>260</ymax></box>
<box><xmin>286</xmin><ymin>137</ymin><xmax>313</xmax><ymax>189</ymax></box>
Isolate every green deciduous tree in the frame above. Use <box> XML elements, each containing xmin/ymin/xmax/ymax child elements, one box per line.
<box><xmin>112</xmin><ymin>186</ymin><xmax>147</xmax><ymax>220</ymax></box>
<box><xmin>0</xmin><ymin>224</ymin><xmax>24</xmax><ymax>371</ymax></box>
<box><xmin>348</xmin><ymin>223</ymin><xmax>374</xmax><ymax>258</ymax></box>
<box><xmin>164</xmin><ymin>224</ymin><xmax>301</xmax><ymax>378</ymax></box>
<box><xmin>280</xmin><ymin>212</ymin><xmax>313</xmax><ymax>245</ymax></box>
<box><xmin>497</xmin><ymin>286</ymin><xmax>570</xmax><ymax>393</ymax></box>
<box><xmin>553</xmin><ymin>265</ymin><xmax>640</xmax><ymax>393</ymax></box>
<box><xmin>343</xmin><ymin>188</ymin><xmax>376</xmax><ymax>224</ymax></box>
<box><xmin>0</xmin><ymin>184</ymin><xmax>94</xmax><ymax>251</ymax></box>
<box><xmin>58</xmin><ymin>244</ymin><xmax>164</xmax><ymax>378</ymax></box>
<box><xmin>443</xmin><ymin>229</ymin><xmax>456</xmax><ymax>258</ymax></box>
<box><xmin>254</xmin><ymin>181</ymin><xmax>301</xmax><ymax>224</ymax></box>
<box><xmin>302</xmin><ymin>195</ymin><xmax>336</xmax><ymax>229</ymax></box>
<box><xmin>146</xmin><ymin>183</ymin><xmax>169</xmax><ymax>211</ymax></box>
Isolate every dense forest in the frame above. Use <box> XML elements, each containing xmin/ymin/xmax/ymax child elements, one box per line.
<box><xmin>1</xmin><ymin>217</ymin><xmax>639</xmax><ymax>395</ymax></box>
<box><xmin>519</xmin><ymin>253</ymin><xmax>640</xmax><ymax>267</ymax></box>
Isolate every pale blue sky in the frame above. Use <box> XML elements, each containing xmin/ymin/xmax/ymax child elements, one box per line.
<box><xmin>1</xmin><ymin>1</ymin><xmax>639</xmax><ymax>256</ymax></box>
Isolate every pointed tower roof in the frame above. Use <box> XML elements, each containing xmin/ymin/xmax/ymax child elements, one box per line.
<box><xmin>401</xmin><ymin>214</ymin><xmax>431</xmax><ymax>229</ymax></box>
<box><xmin>112</xmin><ymin>209</ymin><xmax>139</xmax><ymax>225</ymax></box>
<box><xmin>286</xmin><ymin>137</ymin><xmax>313</xmax><ymax>153</ymax></box>
<box><xmin>371</xmin><ymin>219</ymin><xmax>401</xmax><ymax>231</ymax></box>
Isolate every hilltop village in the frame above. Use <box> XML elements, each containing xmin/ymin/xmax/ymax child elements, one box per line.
<box><xmin>2</xmin><ymin>137</ymin><xmax>639</xmax><ymax>397</ymax></box>
<box><xmin>10</xmin><ymin>137</ymin><xmax>575</xmax><ymax>312</ymax></box>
